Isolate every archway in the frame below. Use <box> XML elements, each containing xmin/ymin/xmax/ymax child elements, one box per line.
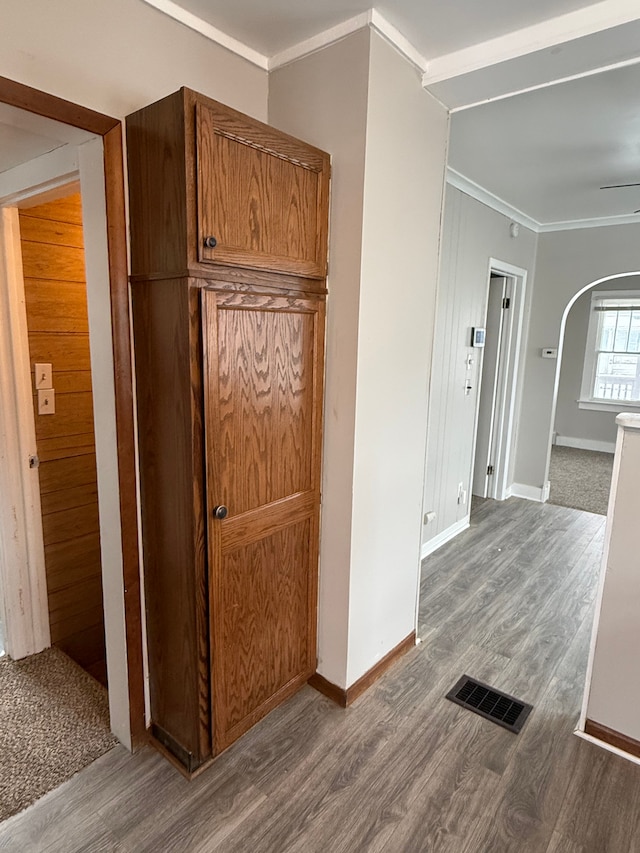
<box><xmin>544</xmin><ymin>271</ymin><xmax>640</xmax><ymax>498</ymax></box>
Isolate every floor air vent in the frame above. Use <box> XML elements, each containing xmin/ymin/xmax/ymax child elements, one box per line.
<box><xmin>446</xmin><ymin>675</ymin><xmax>532</xmax><ymax>734</ymax></box>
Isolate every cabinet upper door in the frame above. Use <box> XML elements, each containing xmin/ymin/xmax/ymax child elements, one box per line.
<box><xmin>196</xmin><ymin>100</ymin><xmax>330</xmax><ymax>279</ymax></box>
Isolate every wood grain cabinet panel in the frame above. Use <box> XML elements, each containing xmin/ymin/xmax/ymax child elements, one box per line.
<box><xmin>203</xmin><ymin>289</ymin><xmax>323</xmax><ymax>753</ymax></box>
<box><xmin>197</xmin><ymin>102</ymin><xmax>328</xmax><ymax>278</ymax></box>
<box><xmin>127</xmin><ymin>88</ymin><xmax>329</xmax><ymax>287</ymax></box>
<box><xmin>216</xmin><ymin>520</ymin><xmax>313</xmax><ymax>745</ymax></box>
<box><xmin>127</xmin><ymin>89</ymin><xmax>329</xmax><ymax>772</ymax></box>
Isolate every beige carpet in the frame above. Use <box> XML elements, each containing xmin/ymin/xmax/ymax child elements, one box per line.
<box><xmin>0</xmin><ymin>646</ymin><xmax>117</xmax><ymax>822</ymax></box>
<box><xmin>548</xmin><ymin>445</ymin><xmax>614</xmax><ymax>516</ymax></box>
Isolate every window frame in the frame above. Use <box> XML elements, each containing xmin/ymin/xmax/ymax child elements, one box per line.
<box><xmin>579</xmin><ymin>289</ymin><xmax>640</xmax><ymax>412</ymax></box>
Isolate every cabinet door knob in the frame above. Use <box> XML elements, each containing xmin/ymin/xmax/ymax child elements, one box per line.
<box><xmin>213</xmin><ymin>505</ymin><xmax>228</xmax><ymax>520</ymax></box>
<box><xmin>203</xmin><ymin>235</ymin><xmax>218</xmax><ymax>249</ymax></box>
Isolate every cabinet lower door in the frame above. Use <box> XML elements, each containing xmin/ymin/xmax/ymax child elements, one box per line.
<box><xmin>202</xmin><ymin>287</ymin><xmax>324</xmax><ymax>751</ymax></box>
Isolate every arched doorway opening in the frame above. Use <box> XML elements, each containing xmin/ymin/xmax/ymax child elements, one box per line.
<box><xmin>544</xmin><ymin>271</ymin><xmax>640</xmax><ymax>508</ymax></box>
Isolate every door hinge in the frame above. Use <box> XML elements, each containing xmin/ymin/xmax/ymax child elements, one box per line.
<box><xmin>502</xmin><ymin>297</ymin><xmax>511</xmax><ymax>310</ymax></box>
<box><xmin>487</xmin><ymin>464</ymin><xmax>494</xmax><ymax>476</ymax></box>
<box><xmin>29</xmin><ymin>454</ymin><xmax>40</xmax><ymax>469</ymax></box>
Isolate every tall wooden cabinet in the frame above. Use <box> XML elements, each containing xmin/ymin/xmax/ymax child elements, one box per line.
<box><xmin>126</xmin><ymin>89</ymin><xmax>329</xmax><ymax>771</ymax></box>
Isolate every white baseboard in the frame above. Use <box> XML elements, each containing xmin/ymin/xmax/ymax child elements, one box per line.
<box><xmin>509</xmin><ymin>483</ymin><xmax>545</xmax><ymax>502</ymax></box>
<box><xmin>421</xmin><ymin>516</ymin><xmax>470</xmax><ymax>560</ymax></box>
<box><xmin>555</xmin><ymin>435</ymin><xmax>615</xmax><ymax>454</ymax></box>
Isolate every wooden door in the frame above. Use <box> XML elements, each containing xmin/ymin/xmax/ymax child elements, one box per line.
<box><xmin>196</xmin><ymin>100</ymin><xmax>330</xmax><ymax>279</ymax></box>
<box><xmin>202</xmin><ymin>287</ymin><xmax>325</xmax><ymax>751</ymax></box>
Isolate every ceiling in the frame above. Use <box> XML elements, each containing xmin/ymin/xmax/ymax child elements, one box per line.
<box><xmin>140</xmin><ymin>0</ymin><xmax>640</xmax><ymax>230</ymax></box>
<box><xmin>449</xmin><ymin>62</ymin><xmax>640</xmax><ymax>226</ymax></box>
<box><xmin>0</xmin><ymin>104</ymin><xmax>94</xmax><ymax>177</ymax></box>
<box><xmin>0</xmin><ymin>2</ymin><xmax>637</xmax><ymax>229</ymax></box>
<box><xmin>155</xmin><ymin>0</ymin><xmax>605</xmax><ymax>60</ymax></box>
<box><xmin>0</xmin><ymin>123</ymin><xmax>64</xmax><ymax>174</ymax></box>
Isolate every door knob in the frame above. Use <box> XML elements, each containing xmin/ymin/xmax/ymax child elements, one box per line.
<box><xmin>203</xmin><ymin>235</ymin><xmax>217</xmax><ymax>249</ymax></box>
<box><xmin>213</xmin><ymin>505</ymin><xmax>228</xmax><ymax>520</ymax></box>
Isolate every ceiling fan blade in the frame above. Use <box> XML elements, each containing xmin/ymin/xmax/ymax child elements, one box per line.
<box><xmin>600</xmin><ymin>183</ymin><xmax>640</xmax><ymax>189</ymax></box>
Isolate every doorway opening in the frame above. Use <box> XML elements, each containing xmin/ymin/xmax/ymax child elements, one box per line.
<box><xmin>0</xmin><ymin>153</ymin><xmax>124</xmax><ymax>820</ymax></box>
<box><xmin>0</xmin><ymin>76</ymin><xmax>144</xmax><ymax>749</ymax></box>
<box><xmin>471</xmin><ymin>259</ymin><xmax>528</xmax><ymax>504</ymax></box>
<box><xmin>18</xmin><ymin>187</ymin><xmax>107</xmax><ymax>682</ymax></box>
<box><xmin>544</xmin><ymin>271</ymin><xmax>640</xmax><ymax>515</ymax></box>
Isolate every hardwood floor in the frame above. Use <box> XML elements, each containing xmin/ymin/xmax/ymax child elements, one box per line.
<box><xmin>2</xmin><ymin>497</ymin><xmax>639</xmax><ymax>852</ymax></box>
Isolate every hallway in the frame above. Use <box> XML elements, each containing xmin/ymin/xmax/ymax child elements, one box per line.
<box><xmin>1</xmin><ymin>498</ymin><xmax>638</xmax><ymax>852</ymax></box>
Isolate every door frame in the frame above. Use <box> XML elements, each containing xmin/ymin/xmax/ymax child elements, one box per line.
<box><xmin>0</xmin><ymin>76</ymin><xmax>145</xmax><ymax>747</ymax></box>
<box><xmin>471</xmin><ymin>258</ymin><xmax>528</xmax><ymax>502</ymax></box>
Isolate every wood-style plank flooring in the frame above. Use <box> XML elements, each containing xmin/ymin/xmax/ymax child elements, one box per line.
<box><xmin>2</xmin><ymin>497</ymin><xmax>639</xmax><ymax>852</ymax></box>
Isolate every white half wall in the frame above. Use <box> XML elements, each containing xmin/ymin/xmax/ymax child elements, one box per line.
<box><xmin>422</xmin><ymin>187</ymin><xmax>538</xmax><ymax>550</ymax></box>
<box><xmin>582</xmin><ymin>414</ymin><xmax>640</xmax><ymax>744</ymax></box>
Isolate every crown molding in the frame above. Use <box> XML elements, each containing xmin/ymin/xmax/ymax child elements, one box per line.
<box><xmin>449</xmin><ymin>54</ymin><xmax>640</xmax><ymax>113</ymax></box>
<box><xmin>268</xmin><ymin>12</ymin><xmax>371</xmax><ymax>70</ymax></box>
<box><xmin>446</xmin><ymin>168</ymin><xmax>541</xmax><ymax>232</ymax></box>
<box><xmin>422</xmin><ymin>0</ymin><xmax>640</xmax><ymax>87</ymax></box>
<box><xmin>368</xmin><ymin>10</ymin><xmax>427</xmax><ymax>73</ymax></box>
<box><xmin>139</xmin><ymin>2</ymin><xmax>428</xmax><ymax>78</ymax></box>
<box><xmin>269</xmin><ymin>10</ymin><xmax>429</xmax><ymax>72</ymax></box>
<box><xmin>538</xmin><ymin>213</ymin><xmax>640</xmax><ymax>232</ymax></box>
<box><xmin>447</xmin><ymin>168</ymin><xmax>640</xmax><ymax>234</ymax></box>
<box><xmin>139</xmin><ymin>0</ymin><xmax>269</xmax><ymax>69</ymax></box>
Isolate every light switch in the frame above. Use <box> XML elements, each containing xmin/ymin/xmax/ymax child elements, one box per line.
<box><xmin>35</xmin><ymin>363</ymin><xmax>52</xmax><ymax>390</ymax></box>
<box><xmin>38</xmin><ymin>388</ymin><xmax>55</xmax><ymax>415</ymax></box>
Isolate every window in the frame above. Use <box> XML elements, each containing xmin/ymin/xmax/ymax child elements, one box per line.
<box><xmin>580</xmin><ymin>291</ymin><xmax>640</xmax><ymax>408</ymax></box>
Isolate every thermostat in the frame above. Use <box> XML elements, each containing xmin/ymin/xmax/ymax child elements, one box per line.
<box><xmin>471</xmin><ymin>327</ymin><xmax>486</xmax><ymax>347</ymax></box>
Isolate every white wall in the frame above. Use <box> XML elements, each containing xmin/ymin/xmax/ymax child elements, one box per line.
<box><xmin>515</xmin><ymin>224</ymin><xmax>640</xmax><ymax>489</ymax></box>
<box><xmin>269</xmin><ymin>30</ymin><xmax>371</xmax><ymax>688</ymax></box>
<box><xmin>0</xmin><ymin>0</ymin><xmax>267</xmax><ymax>121</ymax></box>
<box><xmin>583</xmin><ymin>415</ymin><xmax>640</xmax><ymax>742</ymax></box>
<box><xmin>271</xmin><ymin>31</ymin><xmax>449</xmax><ymax>688</ymax></box>
<box><xmin>555</xmin><ymin>277</ymin><xmax>640</xmax><ymax>450</ymax></box>
<box><xmin>422</xmin><ymin>187</ymin><xmax>538</xmax><ymax>550</ymax></box>
<box><xmin>348</xmin><ymin>34</ymin><xmax>448</xmax><ymax>684</ymax></box>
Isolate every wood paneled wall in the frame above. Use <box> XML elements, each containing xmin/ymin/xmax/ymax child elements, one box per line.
<box><xmin>19</xmin><ymin>193</ymin><xmax>105</xmax><ymax>679</ymax></box>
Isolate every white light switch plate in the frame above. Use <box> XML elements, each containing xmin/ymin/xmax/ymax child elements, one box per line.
<box><xmin>35</xmin><ymin>363</ymin><xmax>53</xmax><ymax>389</ymax></box>
<box><xmin>38</xmin><ymin>388</ymin><xmax>55</xmax><ymax>415</ymax></box>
